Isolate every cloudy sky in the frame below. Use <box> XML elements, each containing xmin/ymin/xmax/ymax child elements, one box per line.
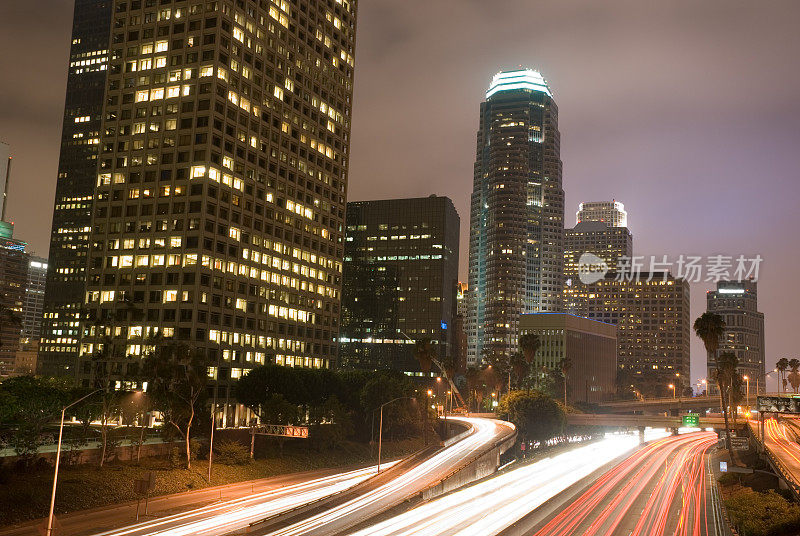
<box><xmin>1</xmin><ymin>1</ymin><xmax>799</xmax><ymax>388</ymax></box>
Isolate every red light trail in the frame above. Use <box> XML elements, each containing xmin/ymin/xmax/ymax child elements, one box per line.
<box><xmin>534</xmin><ymin>431</ymin><xmax>716</xmax><ymax>536</ymax></box>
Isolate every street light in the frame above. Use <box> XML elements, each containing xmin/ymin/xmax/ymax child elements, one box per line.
<box><xmin>376</xmin><ymin>397</ymin><xmax>416</xmax><ymax>474</ymax></box>
<box><xmin>668</xmin><ymin>384</ymin><xmax>675</xmax><ymax>399</ymax></box>
<box><xmin>47</xmin><ymin>389</ymin><xmax>102</xmax><ymax>536</ymax></box>
<box><xmin>743</xmin><ymin>375</ymin><xmax>750</xmax><ymax>415</ymax></box>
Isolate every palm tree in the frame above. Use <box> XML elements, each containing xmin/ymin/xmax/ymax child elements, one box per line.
<box><xmin>694</xmin><ymin>313</ymin><xmax>728</xmax><ymax>446</ymax></box>
<box><xmin>414</xmin><ymin>339</ymin><xmax>435</xmax><ymax>373</ymax></box>
<box><xmin>0</xmin><ymin>306</ymin><xmax>22</xmax><ymax>348</ymax></box>
<box><xmin>713</xmin><ymin>352</ymin><xmax>739</xmax><ymax>451</ymax></box>
<box><xmin>519</xmin><ymin>333</ymin><xmax>541</xmax><ymax>364</ymax></box>
<box><xmin>464</xmin><ymin>366</ymin><xmax>483</xmax><ymax>410</ymax></box>
<box><xmin>777</xmin><ymin>358</ymin><xmax>790</xmax><ymax>393</ymax></box>
<box><xmin>693</xmin><ymin>312</ymin><xmax>726</xmax><ymax>359</ymax></box>
<box><xmin>788</xmin><ymin>359</ymin><xmax>800</xmax><ymax>393</ymax></box>
<box><xmin>509</xmin><ymin>352</ymin><xmax>529</xmax><ymax>389</ymax></box>
<box><xmin>560</xmin><ymin>358</ymin><xmax>572</xmax><ymax>406</ymax></box>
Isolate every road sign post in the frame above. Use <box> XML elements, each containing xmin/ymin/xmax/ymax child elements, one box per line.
<box><xmin>134</xmin><ymin>471</ymin><xmax>156</xmax><ymax>520</ymax></box>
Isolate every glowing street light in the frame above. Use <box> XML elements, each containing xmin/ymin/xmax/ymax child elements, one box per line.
<box><xmin>47</xmin><ymin>389</ymin><xmax>103</xmax><ymax>536</ymax></box>
<box><xmin>669</xmin><ymin>383</ymin><xmax>676</xmax><ymax>399</ymax></box>
<box><xmin>743</xmin><ymin>375</ymin><xmax>750</xmax><ymax>415</ymax></box>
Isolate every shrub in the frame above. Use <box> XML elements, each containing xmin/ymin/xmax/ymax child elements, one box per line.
<box><xmin>214</xmin><ymin>440</ymin><xmax>251</xmax><ymax>465</ymax></box>
<box><xmin>497</xmin><ymin>390</ymin><xmax>565</xmax><ymax>445</ymax></box>
<box><xmin>725</xmin><ymin>489</ymin><xmax>800</xmax><ymax>536</ymax></box>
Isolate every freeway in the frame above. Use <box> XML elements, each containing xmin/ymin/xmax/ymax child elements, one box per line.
<box><xmin>254</xmin><ymin>417</ymin><xmax>515</xmax><ymax>536</ymax></box>
<box><xmin>759</xmin><ymin>417</ymin><xmax>800</xmax><ymax>488</ymax></box>
<box><xmin>0</xmin><ymin>465</ymin><xmax>383</xmax><ymax>536</ymax></box>
<box><xmin>533</xmin><ymin>431</ymin><xmax>720</xmax><ymax>536</ymax></box>
<box><xmin>345</xmin><ymin>431</ymin><xmax>722</xmax><ymax>536</ymax></box>
<box><xmin>88</xmin><ymin>464</ymin><xmax>390</xmax><ymax>536</ymax></box>
<box><xmin>57</xmin><ymin>417</ymin><xmax>511</xmax><ymax>536</ymax></box>
<box><xmin>344</xmin><ymin>432</ymin><xmax>666</xmax><ymax>536</ymax></box>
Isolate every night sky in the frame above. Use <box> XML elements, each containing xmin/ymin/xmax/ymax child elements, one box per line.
<box><xmin>1</xmin><ymin>1</ymin><xmax>798</xmax><ymax>389</ymax></box>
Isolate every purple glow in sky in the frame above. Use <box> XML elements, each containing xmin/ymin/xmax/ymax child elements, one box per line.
<box><xmin>1</xmin><ymin>0</ymin><xmax>798</xmax><ymax>388</ymax></box>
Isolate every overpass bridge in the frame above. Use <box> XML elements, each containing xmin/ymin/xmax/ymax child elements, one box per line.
<box><xmin>566</xmin><ymin>413</ymin><xmax>736</xmax><ymax>431</ymax></box>
<box><xmin>594</xmin><ymin>394</ymin><xmax>763</xmax><ymax>414</ymax></box>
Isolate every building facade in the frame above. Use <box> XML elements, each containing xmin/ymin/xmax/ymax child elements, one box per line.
<box><xmin>43</xmin><ymin>0</ymin><xmax>358</xmax><ymax>412</ymax></box>
<box><xmin>576</xmin><ymin>200</ymin><xmax>627</xmax><ymax>228</ymax></box>
<box><xmin>519</xmin><ymin>313</ymin><xmax>617</xmax><ymax>403</ymax></box>
<box><xmin>339</xmin><ymin>196</ymin><xmax>459</xmax><ymax>372</ymax></box>
<box><xmin>0</xmin><ymin>233</ymin><xmax>28</xmax><ymax>378</ymax></box>
<box><xmin>564</xmin><ymin>272</ymin><xmax>691</xmax><ymax>397</ymax></box>
<box><xmin>706</xmin><ymin>280</ymin><xmax>765</xmax><ymax>391</ymax></box>
<box><xmin>467</xmin><ymin>69</ymin><xmax>564</xmax><ymax>367</ymax></box>
<box><xmin>564</xmin><ymin>221</ymin><xmax>632</xmax><ymax>281</ymax></box>
<box><xmin>23</xmin><ymin>256</ymin><xmax>48</xmax><ymax>340</ymax></box>
<box><xmin>39</xmin><ymin>0</ymin><xmax>114</xmax><ymax>376</ymax></box>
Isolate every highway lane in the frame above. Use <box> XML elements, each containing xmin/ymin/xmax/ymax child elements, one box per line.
<box><xmin>256</xmin><ymin>417</ymin><xmax>516</xmax><ymax>536</ymax></box>
<box><xmin>344</xmin><ymin>431</ymin><xmax>671</xmax><ymax>536</ymax></box>
<box><xmin>0</xmin><ymin>466</ymin><xmax>388</xmax><ymax>536</ymax></box>
<box><xmin>86</xmin><ymin>464</ymin><xmax>393</xmax><ymax>536</ymax></box>
<box><xmin>761</xmin><ymin>417</ymin><xmax>800</xmax><ymax>481</ymax></box>
<box><xmin>533</xmin><ymin>431</ymin><xmax>718</xmax><ymax>536</ymax></box>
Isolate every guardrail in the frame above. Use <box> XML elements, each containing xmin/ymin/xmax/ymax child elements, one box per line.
<box><xmin>421</xmin><ymin>419</ymin><xmax>516</xmax><ymax>501</ymax></box>
<box><xmin>747</xmin><ymin>422</ymin><xmax>800</xmax><ymax>500</ymax></box>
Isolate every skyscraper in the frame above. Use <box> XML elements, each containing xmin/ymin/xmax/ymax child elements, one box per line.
<box><xmin>565</xmin><ymin>272</ymin><xmax>691</xmax><ymax>397</ymax></box>
<box><xmin>41</xmin><ymin>0</ymin><xmax>358</xmax><ymax>405</ymax></box>
<box><xmin>706</xmin><ymin>280</ymin><xmax>765</xmax><ymax>392</ymax></box>
<box><xmin>23</xmin><ymin>256</ymin><xmax>48</xmax><ymax>340</ymax></box>
<box><xmin>0</xmin><ymin>228</ymin><xmax>28</xmax><ymax>378</ymax></box>
<box><xmin>576</xmin><ymin>200</ymin><xmax>627</xmax><ymax>228</ymax></box>
<box><xmin>39</xmin><ymin>0</ymin><xmax>113</xmax><ymax>376</ymax></box>
<box><xmin>467</xmin><ymin>69</ymin><xmax>563</xmax><ymax>366</ymax></box>
<box><xmin>340</xmin><ymin>196</ymin><xmax>459</xmax><ymax>372</ymax></box>
<box><xmin>564</xmin><ymin>221</ymin><xmax>632</xmax><ymax>281</ymax></box>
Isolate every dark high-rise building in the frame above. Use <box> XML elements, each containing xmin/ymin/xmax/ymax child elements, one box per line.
<box><xmin>340</xmin><ymin>196</ymin><xmax>459</xmax><ymax>372</ymax></box>
<box><xmin>564</xmin><ymin>272</ymin><xmax>691</xmax><ymax>397</ymax></box>
<box><xmin>0</xmin><ymin>230</ymin><xmax>28</xmax><ymax>378</ymax></box>
<box><xmin>42</xmin><ymin>0</ymin><xmax>358</xmax><ymax>410</ymax></box>
<box><xmin>467</xmin><ymin>69</ymin><xmax>564</xmax><ymax>366</ymax></box>
<box><xmin>39</xmin><ymin>0</ymin><xmax>113</xmax><ymax>376</ymax></box>
<box><xmin>23</xmin><ymin>256</ymin><xmax>48</xmax><ymax>340</ymax></box>
<box><xmin>706</xmin><ymin>280</ymin><xmax>765</xmax><ymax>392</ymax></box>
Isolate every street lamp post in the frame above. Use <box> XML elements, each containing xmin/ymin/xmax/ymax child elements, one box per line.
<box><xmin>425</xmin><ymin>389</ymin><xmax>432</xmax><ymax>446</ymax></box>
<box><xmin>743</xmin><ymin>375</ymin><xmax>750</xmax><ymax>416</ymax></box>
<box><xmin>669</xmin><ymin>383</ymin><xmax>675</xmax><ymax>399</ymax></box>
<box><xmin>47</xmin><ymin>389</ymin><xmax>102</xmax><ymax>536</ymax></box>
<box><xmin>377</xmin><ymin>397</ymin><xmax>415</xmax><ymax>474</ymax></box>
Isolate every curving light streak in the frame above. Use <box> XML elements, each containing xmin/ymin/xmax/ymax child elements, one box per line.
<box><xmin>535</xmin><ymin>431</ymin><xmax>716</xmax><ymax>536</ymax></box>
<box><xmin>265</xmin><ymin>417</ymin><xmax>516</xmax><ymax>536</ymax></box>
<box><xmin>764</xmin><ymin>417</ymin><xmax>800</xmax><ymax>467</ymax></box>
<box><xmin>347</xmin><ymin>430</ymin><xmax>672</xmax><ymax>536</ymax></box>
<box><xmin>90</xmin><ymin>463</ymin><xmax>396</xmax><ymax>536</ymax></box>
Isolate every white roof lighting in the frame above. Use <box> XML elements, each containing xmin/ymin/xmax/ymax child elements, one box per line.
<box><xmin>486</xmin><ymin>69</ymin><xmax>552</xmax><ymax>99</ymax></box>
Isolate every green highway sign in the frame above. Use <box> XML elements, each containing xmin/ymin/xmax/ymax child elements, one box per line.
<box><xmin>682</xmin><ymin>414</ymin><xmax>700</xmax><ymax>427</ymax></box>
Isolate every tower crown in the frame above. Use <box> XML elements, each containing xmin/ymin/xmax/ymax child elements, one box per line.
<box><xmin>486</xmin><ymin>69</ymin><xmax>552</xmax><ymax>99</ymax></box>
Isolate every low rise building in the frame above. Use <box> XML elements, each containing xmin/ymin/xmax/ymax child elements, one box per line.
<box><xmin>519</xmin><ymin>313</ymin><xmax>617</xmax><ymax>403</ymax></box>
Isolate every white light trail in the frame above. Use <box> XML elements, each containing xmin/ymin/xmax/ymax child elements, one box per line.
<box><xmin>266</xmin><ymin>418</ymin><xmax>515</xmax><ymax>536</ymax></box>
<box><xmin>348</xmin><ymin>430</ymin><xmax>670</xmax><ymax>536</ymax></box>
<box><xmin>91</xmin><ymin>464</ymin><xmax>396</xmax><ymax>536</ymax></box>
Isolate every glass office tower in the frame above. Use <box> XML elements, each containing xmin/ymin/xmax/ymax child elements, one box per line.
<box><xmin>467</xmin><ymin>69</ymin><xmax>564</xmax><ymax>366</ymax></box>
